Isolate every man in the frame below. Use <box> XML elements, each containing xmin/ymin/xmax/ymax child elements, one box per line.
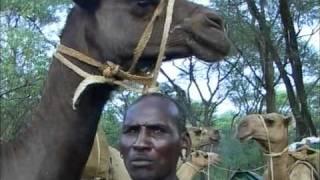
<box><xmin>119</xmin><ymin>93</ymin><xmax>191</xmax><ymax>180</ymax></box>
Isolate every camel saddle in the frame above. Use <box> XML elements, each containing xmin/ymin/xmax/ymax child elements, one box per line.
<box><xmin>288</xmin><ymin>143</ymin><xmax>320</xmax><ymax>179</ymax></box>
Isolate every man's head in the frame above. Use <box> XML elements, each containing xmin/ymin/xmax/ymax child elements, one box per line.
<box><xmin>119</xmin><ymin>93</ymin><xmax>191</xmax><ymax>180</ymax></box>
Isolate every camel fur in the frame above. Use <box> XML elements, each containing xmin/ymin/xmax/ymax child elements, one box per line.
<box><xmin>236</xmin><ymin>113</ymin><xmax>318</xmax><ymax>180</ymax></box>
<box><xmin>177</xmin><ymin>150</ymin><xmax>220</xmax><ymax>180</ymax></box>
<box><xmin>188</xmin><ymin>126</ymin><xmax>220</xmax><ymax>152</ymax></box>
<box><xmin>0</xmin><ymin>0</ymin><xmax>230</xmax><ymax>179</ymax></box>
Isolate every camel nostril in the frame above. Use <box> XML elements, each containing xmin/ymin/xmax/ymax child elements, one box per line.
<box><xmin>205</xmin><ymin>13</ymin><xmax>224</xmax><ymax>30</ymax></box>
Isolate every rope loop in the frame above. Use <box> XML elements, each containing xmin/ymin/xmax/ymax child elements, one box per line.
<box><xmin>53</xmin><ymin>0</ymin><xmax>175</xmax><ymax>109</ymax></box>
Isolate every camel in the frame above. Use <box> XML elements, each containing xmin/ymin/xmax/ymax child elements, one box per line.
<box><xmin>0</xmin><ymin>0</ymin><xmax>230</xmax><ymax>179</ymax></box>
<box><xmin>188</xmin><ymin>126</ymin><xmax>220</xmax><ymax>152</ymax></box>
<box><xmin>236</xmin><ymin>113</ymin><xmax>317</xmax><ymax>180</ymax></box>
<box><xmin>82</xmin><ymin>126</ymin><xmax>221</xmax><ymax>179</ymax></box>
<box><xmin>177</xmin><ymin>150</ymin><xmax>220</xmax><ymax>180</ymax></box>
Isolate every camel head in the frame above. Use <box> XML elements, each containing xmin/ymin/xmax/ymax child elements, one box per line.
<box><xmin>189</xmin><ymin>150</ymin><xmax>220</xmax><ymax>168</ymax></box>
<box><xmin>188</xmin><ymin>127</ymin><xmax>220</xmax><ymax>152</ymax></box>
<box><xmin>62</xmin><ymin>0</ymin><xmax>230</xmax><ymax>72</ymax></box>
<box><xmin>236</xmin><ymin>113</ymin><xmax>291</xmax><ymax>153</ymax></box>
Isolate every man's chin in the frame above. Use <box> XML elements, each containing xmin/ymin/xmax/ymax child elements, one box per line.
<box><xmin>129</xmin><ymin>171</ymin><xmax>156</xmax><ymax>180</ymax></box>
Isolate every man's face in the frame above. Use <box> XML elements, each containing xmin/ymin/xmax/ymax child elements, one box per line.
<box><xmin>119</xmin><ymin>97</ymin><xmax>182</xmax><ymax>180</ymax></box>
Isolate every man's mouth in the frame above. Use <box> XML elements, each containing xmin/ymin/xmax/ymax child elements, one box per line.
<box><xmin>131</xmin><ymin>160</ymin><xmax>154</xmax><ymax>167</ymax></box>
<box><xmin>130</xmin><ymin>157</ymin><xmax>154</xmax><ymax>167</ymax></box>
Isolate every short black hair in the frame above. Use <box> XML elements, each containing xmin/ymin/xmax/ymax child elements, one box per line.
<box><xmin>123</xmin><ymin>93</ymin><xmax>187</xmax><ymax>134</ymax></box>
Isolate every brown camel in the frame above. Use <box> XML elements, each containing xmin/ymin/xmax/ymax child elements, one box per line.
<box><xmin>188</xmin><ymin>126</ymin><xmax>220</xmax><ymax>152</ymax></box>
<box><xmin>0</xmin><ymin>0</ymin><xmax>230</xmax><ymax>179</ymax></box>
<box><xmin>177</xmin><ymin>150</ymin><xmax>220</xmax><ymax>180</ymax></box>
<box><xmin>236</xmin><ymin>113</ymin><xmax>316</xmax><ymax>180</ymax></box>
<box><xmin>82</xmin><ymin>126</ymin><xmax>221</xmax><ymax>179</ymax></box>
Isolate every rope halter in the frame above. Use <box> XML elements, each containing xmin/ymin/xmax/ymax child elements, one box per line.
<box><xmin>258</xmin><ymin>115</ymin><xmax>289</xmax><ymax>180</ymax></box>
<box><xmin>54</xmin><ymin>0</ymin><xmax>176</xmax><ymax>109</ymax></box>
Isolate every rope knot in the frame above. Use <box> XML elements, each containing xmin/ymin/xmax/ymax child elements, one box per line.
<box><xmin>101</xmin><ymin>63</ymin><xmax>120</xmax><ymax>78</ymax></box>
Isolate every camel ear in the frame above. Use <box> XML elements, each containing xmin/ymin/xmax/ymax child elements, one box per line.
<box><xmin>181</xmin><ymin>131</ymin><xmax>192</xmax><ymax>156</ymax></box>
<box><xmin>73</xmin><ymin>0</ymin><xmax>101</xmax><ymax>11</ymax></box>
<box><xmin>284</xmin><ymin>116</ymin><xmax>292</xmax><ymax>126</ymax></box>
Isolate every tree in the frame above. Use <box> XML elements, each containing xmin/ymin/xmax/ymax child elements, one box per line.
<box><xmin>160</xmin><ymin>58</ymin><xmax>235</xmax><ymax>126</ymax></box>
<box><xmin>0</xmin><ymin>0</ymin><xmax>70</xmax><ymax>139</ymax></box>
<box><xmin>212</xmin><ymin>0</ymin><xmax>319</xmax><ymax>139</ymax></box>
<box><xmin>278</xmin><ymin>0</ymin><xmax>317</xmax><ymax>136</ymax></box>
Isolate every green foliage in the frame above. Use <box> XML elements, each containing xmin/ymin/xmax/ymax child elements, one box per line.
<box><xmin>100</xmin><ymin>107</ymin><xmax>122</xmax><ymax>148</ymax></box>
<box><xmin>275</xmin><ymin>90</ymin><xmax>290</xmax><ymax>113</ymax></box>
<box><xmin>0</xmin><ymin>27</ymin><xmax>51</xmax><ymax>139</ymax></box>
<box><xmin>0</xmin><ymin>0</ymin><xmax>69</xmax><ymax>139</ymax></box>
<box><xmin>0</xmin><ymin>0</ymin><xmax>70</xmax><ymax>24</ymax></box>
<box><xmin>191</xmin><ymin>112</ymin><xmax>265</xmax><ymax>179</ymax></box>
<box><xmin>306</xmin><ymin>83</ymin><xmax>320</xmax><ymax>131</ymax></box>
<box><xmin>209</xmin><ymin>135</ymin><xmax>264</xmax><ymax>180</ymax></box>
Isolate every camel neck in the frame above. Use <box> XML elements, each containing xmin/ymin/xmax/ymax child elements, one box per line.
<box><xmin>2</xmin><ymin>55</ymin><xmax>114</xmax><ymax>180</ymax></box>
<box><xmin>176</xmin><ymin>162</ymin><xmax>201</xmax><ymax>180</ymax></box>
<box><xmin>266</xmin><ymin>151</ymin><xmax>289</xmax><ymax>180</ymax></box>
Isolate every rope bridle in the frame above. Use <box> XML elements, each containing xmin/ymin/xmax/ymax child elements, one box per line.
<box><xmin>185</xmin><ymin>161</ymin><xmax>210</xmax><ymax>176</ymax></box>
<box><xmin>54</xmin><ymin>0</ymin><xmax>175</xmax><ymax>109</ymax></box>
<box><xmin>258</xmin><ymin>115</ymin><xmax>288</xmax><ymax>180</ymax></box>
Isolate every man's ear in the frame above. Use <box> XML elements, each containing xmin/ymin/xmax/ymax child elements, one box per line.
<box><xmin>180</xmin><ymin>131</ymin><xmax>192</xmax><ymax>156</ymax></box>
<box><xmin>73</xmin><ymin>0</ymin><xmax>101</xmax><ymax>12</ymax></box>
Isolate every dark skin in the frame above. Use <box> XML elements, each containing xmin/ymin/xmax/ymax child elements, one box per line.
<box><xmin>119</xmin><ymin>95</ymin><xmax>191</xmax><ymax>180</ymax></box>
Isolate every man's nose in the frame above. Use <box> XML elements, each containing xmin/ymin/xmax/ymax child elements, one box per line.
<box><xmin>132</xmin><ymin>128</ymin><xmax>151</xmax><ymax>150</ymax></box>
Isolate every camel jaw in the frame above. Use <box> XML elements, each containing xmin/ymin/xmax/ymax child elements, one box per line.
<box><xmin>238</xmin><ymin>135</ymin><xmax>253</xmax><ymax>143</ymax></box>
<box><xmin>236</xmin><ymin>129</ymin><xmax>254</xmax><ymax>142</ymax></box>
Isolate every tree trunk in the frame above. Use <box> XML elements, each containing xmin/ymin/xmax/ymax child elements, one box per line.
<box><xmin>247</xmin><ymin>0</ymin><xmax>277</xmax><ymax>113</ymax></box>
<box><xmin>271</xmin><ymin>49</ymin><xmax>309</xmax><ymax>139</ymax></box>
<box><xmin>264</xmin><ymin>58</ymin><xmax>276</xmax><ymax>113</ymax></box>
<box><xmin>246</xmin><ymin>0</ymin><xmax>316</xmax><ymax>139</ymax></box>
<box><xmin>278</xmin><ymin>0</ymin><xmax>317</xmax><ymax>137</ymax></box>
<box><xmin>259</xmin><ymin>0</ymin><xmax>276</xmax><ymax>113</ymax></box>
<box><xmin>257</xmin><ymin>34</ymin><xmax>276</xmax><ymax>113</ymax></box>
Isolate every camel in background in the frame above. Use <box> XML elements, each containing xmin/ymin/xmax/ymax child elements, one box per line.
<box><xmin>177</xmin><ymin>150</ymin><xmax>220</xmax><ymax>180</ymax></box>
<box><xmin>0</xmin><ymin>0</ymin><xmax>230</xmax><ymax>179</ymax></box>
<box><xmin>188</xmin><ymin>126</ymin><xmax>220</xmax><ymax>152</ymax></box>
<box><xmin>236</xmin><ymin>113</ymin><xmax>317</xmax><ymax>180</ymax></box>
<box><xmin>82</xmin><ymin>126</ymin><xmax>221</xmax><ymax>180</ymax></box>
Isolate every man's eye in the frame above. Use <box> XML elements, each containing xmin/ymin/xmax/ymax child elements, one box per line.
<box><xmin>151</xmin><ymin>127</ymin><xmax>166</xmax><ymax>134</ymax></box>
<box><xmin>124</xmin><ymin>128</ymin><xmax>138</xmax><ymax>134</ymax></box>
<box><xmin>154</xmin><ymin>129</ymin><xmax>163</xmax><ymax>134</ymax></box>
<box><xmin>128</xmin><ymin>129</ymin><xmax>137</xmax><ymax>133</ymax></box>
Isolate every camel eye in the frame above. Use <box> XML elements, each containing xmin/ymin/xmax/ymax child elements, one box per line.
<box><xmin>132</xmin><ymin>0</ymin><xmax>159</xmax><ymax>17</ymax></box>
<box><xmin>137</xmin><ymin>0</ymin><xmax>151</xmax><ymax>7</ymax></box>
<box><xmin>194</xmin><ymin>129</ymin><xmax>202</xmax><ymax>136</ymax></box>
<box><xmin>137</xmin><ymin>0</ymin><xmax>158</xmax><ymax>8</ymax></box>
<box><xmin>264</xmin><ymin>119</ymin><xmax>274</xmax><ymax>126</ymax></box>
